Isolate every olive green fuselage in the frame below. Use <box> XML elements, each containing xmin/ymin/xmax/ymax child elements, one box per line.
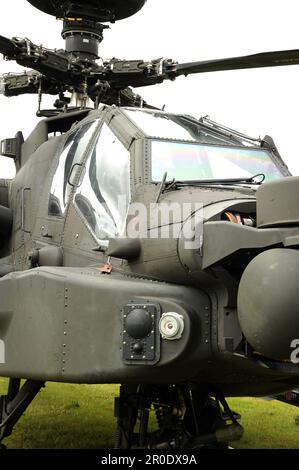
<box><xmin>0</xmin><ymin>106</ymin><xmax>298</xmax><ymax>397</ymax></box>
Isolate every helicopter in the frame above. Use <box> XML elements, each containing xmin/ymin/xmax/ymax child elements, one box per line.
<box><xmin>0</xmin><ymin>0</ymin><xmax>299</xmax><ymax>449</ymax></box>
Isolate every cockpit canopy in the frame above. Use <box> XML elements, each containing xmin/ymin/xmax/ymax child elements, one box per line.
<box><xmin>122</xmin><ymin>108</ymin><xmax>286</xmax><ymax>182</ymax></box>
<box><xmin>48</xmin><ymin>106</ymin><xmax>289</xmax><ymax>242</ymax></box>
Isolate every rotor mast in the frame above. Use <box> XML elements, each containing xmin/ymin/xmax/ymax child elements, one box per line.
<box><xmin>61</xmin><ymin>18</ymin><xmax>108</xmax><ymax>61</ymax></box>
<box><xmin>60</xmin><ymin>17</ymin><xmax>109</xmax><ymax>110</ymax></box>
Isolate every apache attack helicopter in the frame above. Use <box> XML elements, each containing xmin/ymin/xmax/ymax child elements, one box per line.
<box><xmin>0</xmin><ymin>0</ymin><xmax>299</xmax><ymax>449</ymax></box>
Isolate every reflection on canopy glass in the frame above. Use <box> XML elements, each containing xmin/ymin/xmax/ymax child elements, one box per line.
<box><xmin>49</xmin><ymin>120</ymin><xmax>99</xmax><ymax>217</ymax></box>
<box><xmin>124</xmin><ymin>109</ymin><xmax>197</xmax><ymax>141</ymax></box>
<box><xmin>151</xmin><ymin>141</ymin><xmax>283</xmax><ymax>182</ymax></box>
<box><xmin>75</xmin><ymin>123</ymin><xmax>130</xmax><ymax>241</ymax></box>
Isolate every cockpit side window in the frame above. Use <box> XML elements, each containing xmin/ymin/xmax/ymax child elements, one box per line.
<box><xmin>48</xmin><ymin>120</ymin><xmax>98</xmax><ymax>217</ymax></box>
<box><xmin>74</xmin><ymin>123</ymin><xmax>130</xmax><ymax>242</ymax></box>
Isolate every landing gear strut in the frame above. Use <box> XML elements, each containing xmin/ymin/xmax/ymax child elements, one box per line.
<box><xmin>0</xmin><ymin>379</ymin><xmax>44</xmax><ymax>446</ymax></box>
<box><xmin>114</xmin><ymin>384</ymin><xmax>243</xmax><ymax>449</ymax></box>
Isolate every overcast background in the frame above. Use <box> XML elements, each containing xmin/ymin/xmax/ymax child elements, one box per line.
<box><xmin>1</xmin><ymin>0</ymin><xmax>299</xmax><ymax>178</ymax></box>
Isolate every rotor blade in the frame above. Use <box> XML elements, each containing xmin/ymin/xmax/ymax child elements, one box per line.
<box><xmin>0</xmin><ymin>71</ymin><xmax>61</xmax><ymax>97</ymax></box>
<box><xmin>15</xmin><ymin>49</ymin><xmax>71</xmax><ymax>83</ymax></box>
<box><xmin>0</xmin><ymin>35</ymin><xmax>71</xmax><ymax>83</ymax></box>
<box><xmin>0</xmin><ymin>35</ymin><xmax>19</xmax><ymax>56</ymax></box>
<box><xmin>175</xmin><ymin>49</ymin><xmax>299</xmax><ymax>76</ymax></box>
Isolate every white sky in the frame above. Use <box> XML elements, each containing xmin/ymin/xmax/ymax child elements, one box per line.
<box><xmin>1</xmin><ymin>0</ymin><xmax>299</xmax><ymax>178</ymax></box>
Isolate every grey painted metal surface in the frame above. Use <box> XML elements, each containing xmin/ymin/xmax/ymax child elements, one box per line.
<box><xmin>0</xmin><ymin>1</ymin><xmax>299</xmax><ymax>448</ymax></box>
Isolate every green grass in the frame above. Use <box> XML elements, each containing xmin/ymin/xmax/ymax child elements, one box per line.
<box><xmin>1</xmin><ymin>378</ymin><xmax>299</xmax><ymax>449</ymax></box>
<box><xmin>228</xmin><ymin>397</ymin><xmax>299</xmax><ymax>449</ymax></box>
<box><xmin>0</xmin><ymin>379</ymin><xmax>119</xmax><ymax>449</ymax></box>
